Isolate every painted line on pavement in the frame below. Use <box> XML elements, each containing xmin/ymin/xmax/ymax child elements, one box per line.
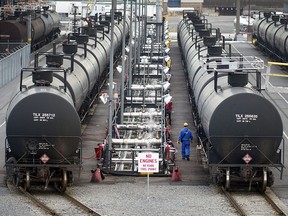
<box><xmin>0</xmin><ymin>121</ymin><xmax>6</xmax><ymax>128</ymax></box>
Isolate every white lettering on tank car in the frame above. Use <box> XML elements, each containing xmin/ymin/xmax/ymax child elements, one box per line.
<box><xmin>33</xmin><ymin>113</ymin><xmax>56</xmax><ymax>122</ymax></box>
<box><xmin>241</xmin><ymin>143</ymin><xmax>252</xmax><ymax>151</ymax></box>
<box><xmin>39</xmin><ymin>142</ymin><xmax>50</xmax><ymax>150</ymax></box>
<box><xmin>235</xmin><ymin>114</ymin><xmax>258</xmax><ymax>123</ymax></box>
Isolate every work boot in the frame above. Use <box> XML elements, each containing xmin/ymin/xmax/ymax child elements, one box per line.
<box><xmin>186</xmin><ymin>156</ymin><xmax>190</xmax><ymax>161</ymax></box>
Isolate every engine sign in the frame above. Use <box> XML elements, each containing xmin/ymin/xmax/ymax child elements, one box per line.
<box><xmin>242</xmin><ymin>154</ymin><xmax>252</xmax><ymax>164</ymax></box>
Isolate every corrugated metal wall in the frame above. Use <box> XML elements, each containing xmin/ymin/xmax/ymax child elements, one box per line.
<box><xmin>0</xmin><ymin>44</ymin><xmax>30</xmax><ymax>88</ymax></box>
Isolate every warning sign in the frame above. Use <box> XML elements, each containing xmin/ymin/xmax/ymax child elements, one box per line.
<box><xmin>40</xmin><ymin>154</ymin><xmax>50</xmax><ymax>164</ymax></box>
<box><xmin>138</xmin><ymin>152</ymin><xmax>159</xmax><ymax>173</ymax></box>
<box><xmin>242</xmin><ymin>154</ymin><xmax>252</xmax><ymax>164</ymax></box>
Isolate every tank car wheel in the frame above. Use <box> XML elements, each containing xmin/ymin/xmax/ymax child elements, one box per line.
<box><xmin>225</xmin><ymin>168</ymin><xmax>231</xmax><ymax>191</ymax></box>
<box><xmin>23</xmin><ymin>170</ymin><xmax>31</xmax><ymax>192</ymax></box>
<box><xmin>14</xmin><ymin>174</ymin><xmax>22</xmax><ymax>187</ymax></box>
<box><xmin>55</xmin><ymin>169</ymin><xmax>67</xmax><ymax>192</ymax></box>
<box><xmin>257</xmin><ymin>168</ymin><xmax>267</xmax><ymax>193</ymax></box>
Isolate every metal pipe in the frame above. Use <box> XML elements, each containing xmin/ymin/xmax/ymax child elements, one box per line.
<box><xmin>156</xmin><ymin>0</ymin><xmax>160</xmax><ymax>42</ymax></box>
<box><xmin>120</xmin><ymin>0</ymin><xmax>127</xmax><ymax>124</ymax></box>
<box><xmin>236</xmin><ymin>0</ymin><xmax>240</xmax><ymax>36</ymax></box>
<box><xmin>116</xmin><ymin>124</ymin><xmax>161</xmax><ymax>130</ymax></box>
<box><xmin>108</xmin><ymin>0</ymin><xmax>116</xmax><ymax>168</ymax></box>
<box><xmin>131</xmin><ymin>84</ymin><xmax>164</xmax><ymax>90</ymax></box>
<box><xmin>128</xmin><ymin>0</ymin><xmax>134</xmax><ymax>89</ymax></box>
<box><xmin>141</xmin><ymin>0</ymin><xmax>145</xmax><ymax>46</ymax></box>
<box><xmin>144</xmin><ymin>0</ymin><xmax>148</xmax><ymax>44</ymax></box>
<box><xmin>125</xmin><ymin>97</ymin><xmax>161</xmax><ymax>101</ymax></box>
<box><xmin>161</xmin><ymin>39</ymin><xmax>165</xmax><ymax>159</ymax></box>
<box><xmin>133</xmin><ymin>0</ymin><xmax>138</xmax><ymax>74</ymax></box>
<box><xmin>140</xmin><ymin>56</ymin><xmax>165</xmax><ymax>60</ymax></box>
<box><xmin>136</xmin><ymin>64</ymin><xmax>164</xmax><ymax>68</ymax></box>
<box><xmin>113</xmin><ymin>148</ymin><xmax>160</xmax><ymax>152</ymax></box>
<box><xmin>123</xmin><ymin>111</ymin><xmax>162</xmax><ymax>116</ymax></box>
<box><xmin>142</xmin><ymin>44</ymin><xmax>165</xmax><ymax>48</ymax></box>
<box><xmin>121</xmin><ymin>120</ymin><xmax>158</xmax><ymax>124</ymax></box>
<box><xmin>112</xmin><ymin>138</ymin><xmax>161</xmax><ymax>144</ymax></box>
<box><xmin>137</xmin><ymin>0</ymin><xmax>141</xmax><ymax>71</ymax></box>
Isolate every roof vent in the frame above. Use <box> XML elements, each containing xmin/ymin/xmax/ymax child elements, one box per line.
<box><xmin>228</xmin><ymin>71</ymin><xmax>248</xmax><ymax>87</ymax></box>
<box><xmin>208</xmin><ymin>45</ymin><xmax>222</xmax><ymax>56</ymax></box>
<box><xmin>46</xmin><ymin>53</ymin><xmax>64</xmax><ymax>67</ymax></box>
<box><xmin>203</xmin><ymin>36</ymin><xmax>217</xmax><ymax>46</ymax></box>
<box><xmin>62</xmin><ymin>41</ymin><xmax>78</xmax><ymax>54</ymax></box>
<box><xmin>32</xmin><ymin>69</ymin><xmax>53</xmax><ymax>86</ymax></box>
<box><xmin>199</xmin><ymin>29</ymin><xmax>210</xmax><ymax>37</ymax></box>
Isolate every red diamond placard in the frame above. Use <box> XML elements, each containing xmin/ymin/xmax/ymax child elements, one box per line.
<box><xmin>242</xmin><ymin>154</ymin><xmax>252</xmax><ymax>164</ymax></box>
<box><xmin>40</xmin><ymin>154</ymin><xmax>50</xmax><ymax>164</ymax></box>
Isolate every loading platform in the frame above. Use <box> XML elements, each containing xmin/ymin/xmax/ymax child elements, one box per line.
<box><xmin>80</xmin><ymin>41</ymin><xmax>210</xmax><ymax>185</ymax></box>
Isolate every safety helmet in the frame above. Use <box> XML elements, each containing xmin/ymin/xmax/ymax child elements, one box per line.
<box><xmin>184</xmin><ymin>122</ymin><xmax>188</xmax><ymax>127</ymax></box>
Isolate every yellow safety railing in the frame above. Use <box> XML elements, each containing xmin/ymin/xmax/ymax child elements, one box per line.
<box><xmin>265</xmin><ymin>62</ymin><xmax>288</xmax><ymax>93</ymax></box>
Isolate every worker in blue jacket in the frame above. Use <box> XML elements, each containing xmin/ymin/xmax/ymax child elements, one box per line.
<box><xmin>177</xmin><ymin>122</ymin><xmax>193</xmax><ymax>160</ymax></box>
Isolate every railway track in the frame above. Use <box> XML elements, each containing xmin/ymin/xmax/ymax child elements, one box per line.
<box><xmin>220</xmin><ymin>187</ymin><xmax>286</xmax><ymax>216</ymax></box>
<box><xmin>18</xmin><ymin>186</ymin><xmax>101</xmax><ymax>216</ymax></box>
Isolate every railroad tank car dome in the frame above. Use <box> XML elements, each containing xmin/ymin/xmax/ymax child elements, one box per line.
<box><xmin>6</xmin><ymin>88</ymin><xmax>81</xmax><ymax>161</ymax></box>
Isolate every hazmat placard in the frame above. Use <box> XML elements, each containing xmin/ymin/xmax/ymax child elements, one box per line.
<box><xmin>138</xmin><ymin>152</ymin><xmax>159</xmax><ymax>173</ymax></box>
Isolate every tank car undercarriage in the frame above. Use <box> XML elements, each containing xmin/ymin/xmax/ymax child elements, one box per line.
<box><xmin>6</xmin><ymin>163</ymin><xmax>77</xmax><ymax>192</ymax></box>
<box><xmin>211</xmin><ymin>166</ymin><xmax>274</xmax><ymax>192</ymax></box>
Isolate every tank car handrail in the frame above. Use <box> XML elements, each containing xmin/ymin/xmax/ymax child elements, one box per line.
<box><xmin>95</xmin><ymin>25</ymin><xmax>105</xmax><ymax>40</ymax></box>
<box><xmin>20</xmin><ymin>66</ymin><xmax>67</xmax><ymax>92</ymax></box>
<box><xmin>197</xmin><ymin>136</ymin><xmax>208</xmax><ymax>159</ymax></box>
<box><xmin>201</xmin><ymin>56</ymin><xmax>265</xmax><ymax>72</ymax></box>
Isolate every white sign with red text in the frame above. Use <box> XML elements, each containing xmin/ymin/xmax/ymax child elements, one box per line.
<box><xmin>138</xmin><ymin>152</ymin><xmax>159</xmax><ymax>173</ymax></box>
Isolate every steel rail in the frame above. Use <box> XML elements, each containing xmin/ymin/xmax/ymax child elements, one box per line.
<box><xmin>61</xmin><ymin>192</ymin><xmax>101</xmax><ymax>216</ymax></box>
<box><xmin>53</xmin><ymin>185</ymin><xmax>101</xmax><ymax>216</ymax></box>
<box><xmin>220</xmin><ymin>187</ymin><xmax>246</xmax><ymax>216</ymax></box>
<box><xmin>262</xmin><ymin>193</ymin><xmax>286</xmax><ymax>216</ymax></box>
<box><xmin>19</xmin><ymin>187</ymin><xmax>59</xmax><ymax>216</ymax></box>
